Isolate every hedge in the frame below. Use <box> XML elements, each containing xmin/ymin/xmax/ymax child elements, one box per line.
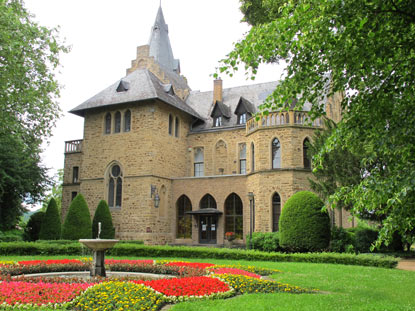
<box><xmin>39</xmin><ymin>198</ymin><xmax>61</xmax><ymax>240</ymax></box>
<box><xmin>0</xmin><ymin>242</ymin><xmax>397</xmax><ymax>268</ymax></box>
<box><xmin>61</xmin><ymin>194</ymin><xmax>92</xmax><ymax>240</ymax></box>
<box><xmin>92</xmin><ymin>200</ymin><xmax>115</xmax><ymax>239</ymax></box>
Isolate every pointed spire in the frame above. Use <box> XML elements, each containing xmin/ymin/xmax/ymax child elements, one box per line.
<box><xmin>148</xmin><ymin>6</ymin><xmax>180</xmax><ymax>74</ymax></box>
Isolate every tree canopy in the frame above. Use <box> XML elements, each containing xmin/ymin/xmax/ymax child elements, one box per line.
<box><xmin>0</xmin><ymin>0</ymin><xmax>67</xmax><ymax>229</ymax></box>
<box><xmin>218</xmin><ymin>0</ymin><xmax>415</xmax><ymax>246</ymax></box>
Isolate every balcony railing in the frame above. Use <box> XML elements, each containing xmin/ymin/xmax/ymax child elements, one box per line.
<box><xmin>246</xmin><ymin>111</ymin><xmax>322</xmax><ymax>134</ymax></box>
<box><xmin>65</xmin><ymin>139</ymin><xmax>83</xmax><ymax>154</ymax></box>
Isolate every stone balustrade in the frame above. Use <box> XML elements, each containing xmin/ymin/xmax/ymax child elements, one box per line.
<box><xmin>65</xmin><ymin>139</ymin><xmax>83</xmax><ymax>153</ymax></box>
<box><xmin>246</xmin><ymin>111</ymin><xmax>322</xmax><ymax>134</ymax></box>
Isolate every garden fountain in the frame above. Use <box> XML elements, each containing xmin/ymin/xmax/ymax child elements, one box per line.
<box><xmin>79</xmin><ymin>222</ymin><xmax>118</xmax><ymax>277</ymax></box>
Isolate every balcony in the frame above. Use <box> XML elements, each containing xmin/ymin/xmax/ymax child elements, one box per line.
<box><xmin>246</xmin><ymin>111</ymin><xmax>322</xmax><ymax>134</ymax></box>
<box><xmin>65</xmin><ymin>139</ymin><xmax>83</xmax><ymax>154</ymax></box>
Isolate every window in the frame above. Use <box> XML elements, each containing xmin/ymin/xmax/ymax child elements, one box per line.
<box><xmin>175</xmin><ymin>117</ymin><xmax>179</xmax><ymax>137</ymax></box>
<box><xmin>272</xmin><ymin>193</ymin><xmax>281</xmax><ymax>232</ymax></box>
<box><xmin>200</xmin><ymin>194</ymin><xmax>217</xmax><ymax>209</ymax></box>
<box><xmin>272</xmin><ymin>138</ymin><xmax>281</xmax><ymax>168</ymax></box>
<box><xmin>105</xmin><ymin>113</ymin><xmax>111</xmax><ymax>134</ymax></box>
<box><xmin>213</xmin><ymin>116</ymin><xmax>222</xmax><ymax>127</ymax></box>
<box><xmin>124</xmin><ymin>110</ymin><xmax>131</xmax><ymax>132</ymax></box>
<box><xmin>303</xmin><ymin>138</ymin><xmax>311</xmax><ymax>169</ymax></box>
<box><xmin>114</xmin><ymin>111</ymin><xmax>121</xmax><ymax>133</ymax></box>
<box><xmin>71</xmin><ymin>192</ymin><xmax>77</xmax><ymax>201</ymax></box>
<box><xmin>194</xmin><ymin>148</ymin><xmax>204</xmax><ymax>177</ymax></box>
<box><xmin>237</xmin><ymin>113</ymin><xmax>247</xmax><ymax>125</ymax></box>
<box><xmin>108</xmin><ymin>164</ymin><xmax>123</xmax><ymax>208</ymax></box>
<box><xmin>251</xmin><ymin>143</ymin><xmax>255</xmax><ymax>172</ymax></box>
<box><xmin>72</xmin><ymin>166</ymin><xmax>79</xmax><ymax>183</ymax></box>
<box><xmin>176</xmin><ymin>195</ymin><xmax>192</xmax><ymax>239</ymax></box>
<box><xmin>168</xmin><ymin>114</ymin><xmax>173</xmax><ymax>135</ymax></box>
<box><xmin>225</xmin><ymin>193</ymin><xmax>243</xmax><ymax>239</ymax></box>
<box><xmin>239</xmin><ymin>143</ymin><xmax>246</xmax><ymax>174</ymax></box>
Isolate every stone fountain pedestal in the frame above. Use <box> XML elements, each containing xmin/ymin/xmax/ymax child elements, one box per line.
<box><xmin>79</xmin><ymin>239</ymin><xmax>119</xmax><ymax>277</ymax></box>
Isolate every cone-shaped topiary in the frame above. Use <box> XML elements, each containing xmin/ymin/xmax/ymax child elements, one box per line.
<box><xmin>92</xmin><ymin>200</ymin><xmax>115</xmax><ymax>239</ymax></box>
<box><xmin>24</xmin><ymin>211</ymin><xmax>45</xmax><ymax>241</ymax></box>
<box><xmin>39</xmin><ymin>198</ymin><xmax>61</xmax><ymax>240</ymax></box>
<box><xmin>61</xmin><ymin>194</ymin><xmax>92</xmax><ymax>240</ymax></box>
<box><xmin>279</xmin><ymin>191</ymin><xmax>330</xmax><ymax>252</ymax></box>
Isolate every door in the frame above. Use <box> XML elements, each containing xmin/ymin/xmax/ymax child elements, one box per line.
<box><xmin>199</xmin><ymin>215</ymin><xmax>217</xmax><ymax>244</ymax></box>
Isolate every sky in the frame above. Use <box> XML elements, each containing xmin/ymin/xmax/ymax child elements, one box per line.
<box><xmin>24</xmin><ymin>0</ymin><xmax>283</xmax><ymax>179</ymax></box>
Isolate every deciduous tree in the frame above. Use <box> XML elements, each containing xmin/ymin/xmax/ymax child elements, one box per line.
<box><xmin>218</xmin><ymin>0</ymin><xmax>415</xmax><ymax>246</ymax></box>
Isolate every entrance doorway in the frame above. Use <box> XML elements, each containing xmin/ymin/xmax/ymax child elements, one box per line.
<box><xmin>199</xmin><ymin>215</ymin><xmax>217</xmax><ymax>244</ymax></box>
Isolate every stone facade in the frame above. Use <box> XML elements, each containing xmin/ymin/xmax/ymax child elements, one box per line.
<box><xmin>61</xmin><ymin>7</ymin><xmax>353</xmax><ymax>245</ymax></box>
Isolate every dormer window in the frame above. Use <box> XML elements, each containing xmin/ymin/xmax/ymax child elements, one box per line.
<box><xmin>116</xmin><ymin>80</ymin><xmax>130</xmax><ymax>92</ymax></box>
<box><xmin>211</xmin><ymin>101</ymin><xmax>230</xmax><ymax>128</ymax></box>
<box><xmin>238</xmin><ymin>113</ymin><xmax>247</xmax><ymax>125</ymax></box>
<box><xmin>235</xmin><ymin>97</ymin><xmax>255</xmax><ymax>125</ymax></box>
<box><xmin>214</xmin><ymin>116</ymin><xmax>222</xmax><ymax>127</ymax></box>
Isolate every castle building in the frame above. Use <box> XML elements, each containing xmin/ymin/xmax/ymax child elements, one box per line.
<box><xmin>62</xmin><ymin>7</ymin><xmax>348</xmax><ymax>245</ymax></box>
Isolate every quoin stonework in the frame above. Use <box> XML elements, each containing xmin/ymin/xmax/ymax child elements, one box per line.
<box><xmin>62</xmin><ymin>6</ymin><xmax>353</xmax><ymax>246</ymax></box>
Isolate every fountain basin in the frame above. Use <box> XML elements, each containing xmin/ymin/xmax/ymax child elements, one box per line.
<box><xmin>79</xmin><ymin>239</ymin><xmax>119</xmax><ymax>251</ymax></box>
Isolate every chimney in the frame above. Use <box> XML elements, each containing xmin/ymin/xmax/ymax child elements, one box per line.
<box><xmin>213</xmin><ymin>78</ymin><xmax>223</xmax><ymax>103</ymax></box>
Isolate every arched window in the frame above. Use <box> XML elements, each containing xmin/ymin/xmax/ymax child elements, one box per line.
<box><xmin>175</xmin><ymin>117</ymin><xmax>179</xmax><ymax>137</ymax></box>
<box><xmin>114</xmin><ymin>111</ymin><xmax>121</xmax><ymax>133</ymax></box>
<box><xmin>272</xmin><ymin>193</ymin><xmax>281</xmax><ymax>232</ymax></box>
<box><xmin>194</xmin><ymin>148</ymin><xmax>204</xmax><ymax>177</ymax></box>
<box><xmin>225</xmin><ymin>193</ymin><xmax>243</xmax><ymax>238</ymax></box>
<box><xmin>176</xmin><ymin>195</ymin><xmax>192</xmax><ymax>238</ymax></box>
<box><xmin>200</xmin><ymin>194</ymin><xmax>216</xmax><ymax>209</ymax></box>
<box><xmin>168</xmin><ymin>114</ymin><xmax>173</xmax><ymax>135</ymax></box>
<box><xmin>272</xmin><ymin>138</ymin><xmax>281</xmax><ymax>168</ymax></box>
<box><xmin>303</xmin><ymin>138</ymin><xmax>311</xmax><ymax>169</ymax></box>
<box><xmin>105</xmin><ymin>113</ymin><xmax>111</xmax><ymax>134</ymax></box>
<box><xmin>251</xmin><ymin>143</ymin><xmax>255</xmax><ymax>172</ymax></box>
<box><xmin>124</xmin><ymin>110</ymin><xmax>131</xmax><ymax>132</ymax></box>
<box><xmin>108</xmin><ymin>164</ymin><xmax>122</xmax><ymax>208</ymax></box>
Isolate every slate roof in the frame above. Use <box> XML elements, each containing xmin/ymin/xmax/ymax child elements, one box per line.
<box><xmin>70</xmin><ymin>69</ymin><xmax>203</xmax><ymax>120</ymax></box>
<box><xmin>148</xmin><ymin>6</ymin><xmax>180</xmax><ymax>73</ymax></box>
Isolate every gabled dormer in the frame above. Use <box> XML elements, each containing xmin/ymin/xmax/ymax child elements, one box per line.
<box><xmin>211</xmin><ymin>100</ymin><xmax>231</xmax><ymax>127</ymax></box>
<box><xmin>234</xmin><ymin>97</ymin><xmax>255</xmax><ymax>125</ymax></box>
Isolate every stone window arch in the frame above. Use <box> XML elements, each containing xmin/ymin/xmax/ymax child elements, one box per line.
<box><xmin>124</xmin><ymin>110</ymin><xmax>131</xmax><ymax>132</ymax></box>
<box><xmin>176</xmin><ymin>195</ymin><xmax>192</xmax><ymax>238</ymax></box>
<box><xmin>114</xmin><ymin>111</ymin><xmax>121</xmax><ymax>133</ymax></box>
<box><xmin>107</xmin><ymin>163</ymin><xmax>123</xmax><ymax>208</ymax></box>
<box><xmin>303</xmin><ymin>138</ymin><xmax>311</xmax><ymax>169</ymax></box>
<box><xmin>225</xmin><ymin>193</ymin><xmax>243</xmax><ymax>238</ymax></box>
<box><xmin>200</xmin><ymin>194</ymin><xmax>217</xmax><ymax>209</ymax></box>
<box><xmin>105</xmin><ymin>113</ymin><xmax>111</xmax><ymax>134</ymax></box>
<box><xmin>272</xmin><ymin>192</ymin><xmax>281</xmax><ymax>232</ymax></box>
<box><xmin>272</xmin><ymin>138</ymin><xmax>281</xmax><ymax>168</ymax></box>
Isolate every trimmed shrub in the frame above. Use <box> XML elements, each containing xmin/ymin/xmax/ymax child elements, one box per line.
<box><xmin>92</xmin><ymin>200</ymin><xmax>115</xmax><ymax>239</ymax></box>
<box><xmin>279</xmin><ymin>191</ymin><xmax>331</xmax><ymax>252</ymax></box>
<box><xmin>246</xmin><ymin>232</ymin><xmax>282</xmax><ymax>252</ymax></box>
<box><xmin>0</xmin><ymin>242</ymin><xmax>398</xmax><ymax>268</ymax></box>
<box><xmin>330</xmin><ymin>226</ymin><xmax>355</xmax><ymax>253</ymax></box>
<box><xmin>39</xmin><ymin>198</ymin><xmax>61</xmax><ymax>240</ymax></box>
<box><xmin>61</xmin><ymin>194</ymin><xmax>92</xmax><ymax>240</ymax></box>
<box><xmin>0</xmin><ymin>229</ymin><xmax>23</xmax><ymax>242</ymax></box>
<box><xmin>23</xmin><ymin>211</ymin><xmax>45</xmax><ymax>241</ymax></box>
<box><xmin>354</xmin><ymin>227</ymin><xmax>378</xmax><ymax>253</ymax></box>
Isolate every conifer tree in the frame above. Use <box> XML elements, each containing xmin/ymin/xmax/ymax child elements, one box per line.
<box><xmin>61</xmin><ymin>194</ymin><xmax>92</xmax><ymax>240</ymax></box>
<box><xmin>39</xmin><ymin>198</ymin><xmax>61</xmax><ymax>240</ymax></box>
<box><xmin>92</xmin><ymin>200</ymin><xmax>115</xmax><ymax>239</ymax></box>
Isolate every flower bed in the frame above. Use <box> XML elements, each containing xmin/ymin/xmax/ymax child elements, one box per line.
<box><xmin>0</xmin><ymin>259</ymin><xmax>316</xmax><ymax>310</ymax></box>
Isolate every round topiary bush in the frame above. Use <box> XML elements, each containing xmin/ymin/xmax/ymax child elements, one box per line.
<box><xmin>39</xmin><ymin>198</ymin><xmax>61</xmax><ymax>240</ymax></box>
<box><xmin>61</xmin><ymin>194</ymin><xmax>92</xmax><ymax>240</ymax></box>
<box><xmin>92</xmin><ymin>200</ymin><xmax>115</xmax><ymax>239</ymax></box>
<box><xmin>279</xmin><ymin>191</ymin><xmax>330</xmax><ymax>252</ymax></box>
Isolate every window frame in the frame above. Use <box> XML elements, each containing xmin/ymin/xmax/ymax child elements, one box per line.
<box><xmin>114</xmin><ymin>111</ymin><xmax>121</xmax><ymax>133</ymax></box>
<box><xmin>105</xmin><ymin>113</ymin><xmax>112</xmax><ymax>134</ymax></box>
<box><xmin>224</xmin><ymin>193</ymin><xmax>243</xmax><ymax>239</ymax></box>
<box><xmin>239</xmin><ymin>143</ymin><xmax>246</xmax><ymax>174</ymax></box>
<box><xmin>176</xmin><ymin>195</ymin><xmax>192</xmax><ymax>239</ymax></box>
<box><xmin>72</xmin><ymin>166</ymin><xmax>79</xmax><ymax>184</ymax></box>
<box><xmin>175</xmin><ymin>117</ymin><xmax>179</xmax><ymax>137</ymax></box>
<box><xmin>272</xmin><ymin>193</ymin><xmax>281</xmax><ymax>232</ymax></box>
<box><xmin>272</xmin><ymin>138</ymin><xmax>281</xmax><ymax>169</ymax></box>
<box><xmin>124</xmin><ymin>110</ymin><xmax>131</xmax><ymax>132</ymax></box>
<box><xmin>303</xmin><ymin>138</ymin><xmax>311</xmax><ymax>169</ymax></box>
<box><xmin>194</xmin><ymin>148</ymin><xmax>204</xmax><ymax>177</ymax></box>
<box><xmin>108</xmin><ymin>164</ymin><xmax>123</xmax><ymax>208</ymax></box>
<box><xmin>168</xmin><ymin>114</ymin><xmax>173</xmax><ymax>135</ymax></box>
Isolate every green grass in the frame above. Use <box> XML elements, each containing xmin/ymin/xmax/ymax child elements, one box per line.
<box><xmin>1</xmin><ymin>255</ymin><xmax>414</xmax><ymax>310</ymax></box>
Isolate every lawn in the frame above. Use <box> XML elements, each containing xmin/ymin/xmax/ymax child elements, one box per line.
<box><xmin>1</xmin><ymin>255</ymin><xmax>414</xmax><ymax>310</ymax></box>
